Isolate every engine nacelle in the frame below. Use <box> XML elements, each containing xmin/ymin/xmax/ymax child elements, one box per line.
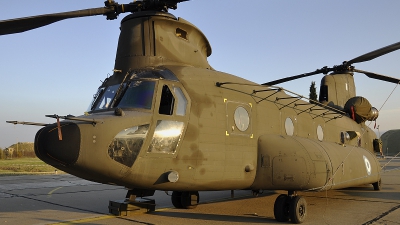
<box><xmin>344</xmin><ymin>96</ymin><xmax>378</xmax><ymax>123</ymax></box>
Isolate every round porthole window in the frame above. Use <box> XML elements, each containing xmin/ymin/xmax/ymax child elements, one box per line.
<box><xmin>317</xmin><ymin>125</ymin><xmax>323</xmax><ymax>141</ymax></box>
<box><xmin>285</xmin><ymin>117</ymin><xmax>294</xmax><ymax>136</ymax></box>
<box><xmin>234</xmin><ymin>106</ymin><xmax>250</xmax><ymax>131</ymax></box>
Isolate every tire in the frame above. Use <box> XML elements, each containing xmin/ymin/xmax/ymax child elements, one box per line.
<box><xmin>274</xmin><ymin>194</ymin><xmax>290</xmax><ymax>222</ymax></box>
<box><xmin>171</xmin><ymin>191</ymin><xmax>183</xmax><ymax>208</ymax></box>
<box><xmin>181</xmin><ymin>191</ymin><xmax>199</xmax><ymax>209</ymax></box>
<box><xmin>289</xmin><ymin>196</ymin><xmax>307</xmax><ymax>224</ymax></box>
<box><xmin>373</xmin><ymin>179</ymin><xmax>382</xmax><ymax>191</ymax></box>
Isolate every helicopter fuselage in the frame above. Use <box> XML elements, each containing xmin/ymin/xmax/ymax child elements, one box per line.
<box><xmin>35</xmin><ymin>64</ymin><xmax>380</xmax><ymax>193</ymax></box>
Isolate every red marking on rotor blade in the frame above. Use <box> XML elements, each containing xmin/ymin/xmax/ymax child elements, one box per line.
<box><xmin>57</xmin><ymin>117</ymin><xmax>62</xmax><ymax>141</ymax></box>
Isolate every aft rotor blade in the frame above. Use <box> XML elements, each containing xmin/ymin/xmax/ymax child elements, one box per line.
<box><xmin>354</xmin><ymin>69</ymin><xmax>400</xmax><ymax>84</ymax></box>
<box><xmin>0</xmin><ymin>7</ymin><xmax>113</xmax><ymax>35</ymax></box>
<box><xmin>347</xmin><ymin>41</ymin><xmax>400</xmax><ymax>65</ymax></box>
<box><xmin>262</xmin><ymin>67</ymin><xmax>332</xmax><ymax>86</ymax></box>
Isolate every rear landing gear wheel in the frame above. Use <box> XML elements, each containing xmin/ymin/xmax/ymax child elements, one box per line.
<box><xmin>274</xmin><ymin>194</ymin><xmax>290</xmax><ymax>222</ymax></box>
<box><xmin>289</xmin><ymin>196</ymin><xmax>307</xmax><ymax>224</ymax></box>
<box><xmin>171</xmin><ymin>191</ymin><xmax>183</xmax><ymax>208</ymax></box>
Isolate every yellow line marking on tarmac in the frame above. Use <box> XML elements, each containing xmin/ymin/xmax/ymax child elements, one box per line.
<box><xmin>47</xmin><ymin>187</ymin><xmax>63</xmax><ymax>198</ymax></box>
<box><xmin>49</xmin><ymin>215</ymin><xmax>116</xmax><ymax>224</ymax></box>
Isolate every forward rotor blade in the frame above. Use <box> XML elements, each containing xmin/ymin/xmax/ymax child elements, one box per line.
<box><xmin>262</xmin><ymin>67</ymin><xmax>331</xmax><ymax>86</ymax></box>
<box><xmin>0</xmin><ymin>7</ymin><xmax>113</xmax><ymax>35</ymax></box>
<box><xmin>354</xmin><ymin>69</ymin><xmax>400</xmax><ymax>84</ymax></box>
<box><xmin>347</xmin><ymin>41</ymin><xmax>400</xmax><ymax>65</ymax></box>
<box><xmin>6</xmin><ymin>121</ymin><xmax>47</xmax><ymax>126</ymax></box>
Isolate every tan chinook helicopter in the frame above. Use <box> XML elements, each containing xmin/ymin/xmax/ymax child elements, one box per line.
<box><xmin>2</xmin><ymin>0</ymin><xmax>400</xmax><ymax>223</ymax></box>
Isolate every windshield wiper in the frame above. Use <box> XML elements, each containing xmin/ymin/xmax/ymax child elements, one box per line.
<box><xmin>110</xmin><ymin>72</ymin><xmax>130</xmax><ymax>108</ymax></box>
<box><xmin>112</xmin><ymin>82</ymin><xmax>130</xmax><ymax>107</ymax></box>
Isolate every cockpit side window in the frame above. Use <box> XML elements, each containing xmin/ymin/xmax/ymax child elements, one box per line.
<box><xmin>147</xmin><ymin>84</ymin><xmax>188</xmax><ymax>156</ymax></box>
<box><xmin>88</xmin><ymin>87</ymin><xmax>105</xmax><ymax>111</ymax></box>
<box><xmin>94</xmin><ymin>84</ymin><xmax>119</xmax><ymax>110</ymax></box>
<box><xmin>159</xmin><ymin>85</ymin><xmax>175</xmax><ymax>115</ymax></box>
<box><xmin>174</xmin><ymin>87</ymin><xmax>187</xmax><ymax>116</ymax></box>
<box><xmin>147</xmin><ymin>120</ymin><xmax>184</xmax><ymax>154</ymax></box>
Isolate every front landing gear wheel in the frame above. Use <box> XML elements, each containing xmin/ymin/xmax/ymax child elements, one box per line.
<box><xmin>289</xmin><ymin>196</ymin><xmax>307</xmax><ymax>224</ymax></box>
<box><xmin>171</xmin><ymin>191</ymin><xmax>183</xmax><ymax>208</ymax></box>
<box><xmin>274</xmin><ymin>194</ymin><xmax>290</xmax><ymax>222</ymax></box>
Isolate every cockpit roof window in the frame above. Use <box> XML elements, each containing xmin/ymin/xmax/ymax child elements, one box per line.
<box><xmin>157</xmin><ymin>68</ymin><xmax>179</xmax><ymax>81</ymax></box>
<box><xmin>129</xmin><ymin>68</ymin><xmax>179</xmax><ymax>82</ymax></box>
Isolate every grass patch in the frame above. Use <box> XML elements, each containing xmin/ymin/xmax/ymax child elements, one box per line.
<box><xmin>0</xmin><ymin>158</ymin><xmax>60</xmax><ymax>174</ymax></box>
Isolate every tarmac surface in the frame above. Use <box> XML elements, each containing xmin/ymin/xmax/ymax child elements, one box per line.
<box><xmin>0</xmin><ymin>158</ymin><xmax>400</xmax><ymax>225</ymax></box>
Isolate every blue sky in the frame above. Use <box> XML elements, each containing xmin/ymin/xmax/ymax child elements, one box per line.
<box><xmin>1</xmin><ymin>1</ymin><xmax>400</xmax><ymax>148</ymax></box>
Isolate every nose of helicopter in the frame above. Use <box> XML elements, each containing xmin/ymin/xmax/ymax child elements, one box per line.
<box><xmin>35</xmin><ymin>122</ymin><xmax>81</xmax><ymax>166</ymax></box>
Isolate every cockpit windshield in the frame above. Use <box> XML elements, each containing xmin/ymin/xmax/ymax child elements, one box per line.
<box><xmin>89</xmin><ymin>80</ymin><xmax>156</xmax><ymax>112</ymax></box>
<box><xmin>88</xmin><ymin>68</ymin><xmax>178</xmax><ymax>112</ymax></box>
<box><xmin>116</xmin><ymin>81</ymin><xmax>155</xmax><ymax>110</ymax></box>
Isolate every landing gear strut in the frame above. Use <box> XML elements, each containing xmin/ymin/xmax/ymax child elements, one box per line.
<box><xmin>108</xmin><ymin>189</ymin><xmax>156</xmax><ymax>216</ymax></box>
<box><xmin>274</xmin><ymin>191</ymin><xmax>307</xmax><ymax>224</ymax></box>
<box><xmin>372</xmin><ymin>178</ymin><xmax>382</xmax><ymax>191</ymax></box>
<box><xmin>171</xmin><ymin>191</ymin><xmax>199</xmax><ymax>209</ymax></box>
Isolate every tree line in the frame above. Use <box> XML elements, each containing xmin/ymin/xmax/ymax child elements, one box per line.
<box><xmin>0</xmin><ymin>142</ymin><xmax>35</xmax><ymax>159</ymax></box>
